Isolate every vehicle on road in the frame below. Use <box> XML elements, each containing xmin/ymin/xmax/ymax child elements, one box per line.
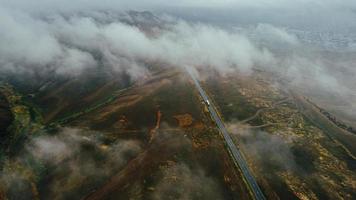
<box><xmin>205</xmin><ymin>99</ymin><xmax>210</xmax><ymax>106</ymax></box>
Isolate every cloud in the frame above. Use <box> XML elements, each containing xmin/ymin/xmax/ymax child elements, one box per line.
<box><xmin>254</xmin><ymin>24</ymin><xmax>299</xmax><ymax>46</ymax></box>
<box><xmin>54</xmin><ymin>48</ymin><xmax>98</xmax><ymax>76</ymax></box>
<box><xmin>0</xmin><ymin>8</ymin><xmax>61</xmax><ymax>68</ymax></box>
<box><xmin>227</xmin><ymin>123</ymin><xmax>298</xmax><ymax>172</ymax></box>
<box><xmin>152</xmin><ymin>163</ymin><xmax>224</xmax><ymax>200</ymax></box>
<box><xmin>0</xmin><ymin>7</ymin><xmax>98</xmax><ymax>77</ymax></box>
<box><xmin>0</xmin><ymin>8</ymin><xmax>277</xmax><ymax>78</ymax></box>
<box><xmin>2</xmin><ymin>0</ymin><xmax>356</xmax><ymax>11</ymax></box>
<box><xmin>1</xmin><ymin>0</ymin><xmax>356</xmax><ymax>34</ymax></box>
<box><xmin>0</xmin><ymin>1</ymin><xmax>355</xmax><ymax>123</ymax></box>
<box><xmin>0</xmin><ymin>128</ymin><xmax>142</xmax><ymax>199</ymax></box>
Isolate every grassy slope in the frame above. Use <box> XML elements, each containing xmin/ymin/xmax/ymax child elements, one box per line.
<box><xmin>4</xmin><ymin>69</ymin><xmax>253</xmax><ymax>200</ymax></box>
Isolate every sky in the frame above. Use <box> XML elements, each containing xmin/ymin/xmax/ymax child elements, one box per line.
<box><xmin>1</xmin><ymin>0</ymin><xmax>355</xmax><ymax>33</ymax></box>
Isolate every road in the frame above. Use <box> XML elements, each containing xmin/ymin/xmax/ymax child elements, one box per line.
<box><xmin>186</xmin><ymin>67</ymin><xmax>266</xmax><ymax>200</ymax></box>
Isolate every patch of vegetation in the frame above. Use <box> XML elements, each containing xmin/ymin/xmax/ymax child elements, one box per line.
<box><xmin>319</xmin><ymin>138</ymin><xmax>356</xmax><ymax>171</ymax></box>
<box><xmin>267</xmin><ymin>175</ymin><xmax>299</xmax><ymax>200</ymax></box>
<box><xmin>51</xmin><ymin>86</ymin><xmax>134</xmax><ymax>126</ymax></box>
<box><xmin>291</xmin><ymin>145</ymin><xmax>316</xmax><ymax>173</ymax></box>
<box><xmin>0</xmin><ymin>92</ymin><xmax>13</xmax><ymax>141</ymax></box>
<box><xmin>204</xmin><ymin>79</ymin><xmax>260</xmax><ymax>124</ymax></box>
<box><xmin>0</xmin><ymin>84</ymin><xmax>43</xmax><ymax>156</ymax></box>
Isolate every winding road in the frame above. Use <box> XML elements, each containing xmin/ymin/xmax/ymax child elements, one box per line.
<box><xmin>185</xmin><ymin>67</ymin><xmax>266</xmax><ymax>200</ymax></box>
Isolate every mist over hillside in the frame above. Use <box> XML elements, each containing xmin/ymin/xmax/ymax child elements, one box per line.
<box><xmin>0</xmin><ymin>1</ymin><xmax>355</xmax><ymax>199</ymax></box>
<box><xmin>1</xmin><ymin>3</ymin><xmax>355</xmax><ymax>124</ymax></box>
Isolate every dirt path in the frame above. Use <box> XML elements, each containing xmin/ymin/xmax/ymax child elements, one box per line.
<box><xmin>240</xmin><ymin>97</ymin><xmax>290</xmax><ymax>124</ymax></box>
<box><xmin>149</xmin><ymin>110</ymin><xmax>162</xmax><ymax>142</ymax></box>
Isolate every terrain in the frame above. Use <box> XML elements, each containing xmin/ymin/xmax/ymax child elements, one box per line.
<box><xmin>0</xmin><ymin>93</ymin><xmax>12</xmax><ymax>139</ymax></box>
<box><xmin>0</xmin><ymin>7</ymin><xmax>355</xmax><ymax>200</ymax></box>
<box><xmin>201</xmin><ymin>69</ymin><xmax>356</xmax><ymax>199</ymax></box>
<box><xmin>0</xmin><ymin>68</ymin><xmax>253</xmax><ymax>200</ymax></box>
<box><xmin>0</xmin><ymin>65</ymin><xmax>355</xmax><ymax>200</ymax></box>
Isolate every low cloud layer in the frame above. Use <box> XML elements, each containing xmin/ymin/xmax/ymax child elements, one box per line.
<box><xmin>0</xmin><ymin>2</ymin><xmax>355</xmax><ymax>121</ymax></box>
<box><xmin>0</xmin><ymin>8</ymin><xmax>276</xmax><ymax>78</ymax></box>
<box><xmin>152</xmin><ymin>163</ymin><xmax>224</xmax><ymax>200</ymax></box>
<box><xmin>228</xmin><ymin>123</ymin><xmax>298</xmax><ymax>172</ymax></box>
<box><xmin>0</xmin><ymin>128</ymin><xmax>142</xmax><ymax>199</ymax></box>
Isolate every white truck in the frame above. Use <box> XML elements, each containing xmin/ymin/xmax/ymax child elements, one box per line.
<box><xmin>205</xmin><ymin>99</ymin><xmax>210</xmax><ymax>106</ymax></box>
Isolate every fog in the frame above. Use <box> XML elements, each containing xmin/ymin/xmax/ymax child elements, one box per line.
<box><xmin>152</xmin><ymin>163</ymin><xmax>224</xmax><ymax>200</ymax></box>
<box><xmin>1</xmin><ymin>0</ymin><xmax>355</xmax><ymax>123</ymax></box>
<box><xmin>227</xmin><ymin>123</ymin><xmax>298</xmax><ymax>172</ymax></box>
<box><xmin>0</xmin><ymin>8</ymin><xmax>274</xmax><ymax>77</ymax></box>
<box><xmin>0</xmin><ymin>128</ymin><xmax>142</xmax><ymax>199</ymax></box>
<box><xmin>2</xmin><ymin>0</ymin><xmax>356</xmax><ymax>32</ymax></box>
